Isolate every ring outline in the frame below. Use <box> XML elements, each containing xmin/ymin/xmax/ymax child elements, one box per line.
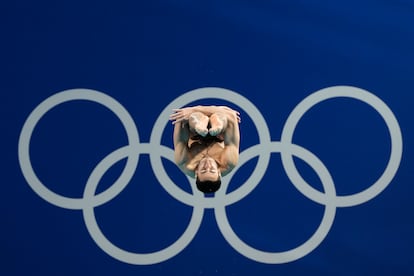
<box><xmin>18</xmin><ymin>89</ymin><xmax>140</xmax><ymax>209</ymax></box>
<box><xmin>280</xmin><ymin>86</ymin><xmax>403</xmax><ymax>207</ymax></box>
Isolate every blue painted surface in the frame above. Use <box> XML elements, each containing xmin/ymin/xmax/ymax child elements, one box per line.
<box><xmin>2</xmin><ymin>1</ymin><xmax>414</xmax><ymax>275</ymax></box>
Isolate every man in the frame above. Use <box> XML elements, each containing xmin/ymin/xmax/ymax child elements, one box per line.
<box><xmin>169</xmin><ymin>105</ymin><xmax>241</xmax><ymax>193</ymax></box>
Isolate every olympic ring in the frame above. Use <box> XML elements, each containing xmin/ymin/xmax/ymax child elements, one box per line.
<box><xmin>18</xmin><ymin>89</ymin><xmax>140</xmax><ymax>209</ymax></box>
<box><xmin>18</xmin><ymin>86</ymin><xmax>403</xmax><ymax>265</ymax></box>
<box><xmin>280</xmin><ymin>86</ymin><xmax>403</xmax><ymax>207</ymax></box>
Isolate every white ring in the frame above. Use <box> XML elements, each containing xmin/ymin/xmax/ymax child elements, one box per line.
<box><xmin>280</xmin><ymin>86</ymin><xmax>403</xmax><ymax>207</ymax></box>
<box><xmin>82</xmin><ymin>145</ymin><xmax>204</xmax><ymax>265</ymax></box>
<box><xmin>18</xmin><ymin>89</ymin><xmax>140</xmax><ymax>209</ymax></box>
<box><xmin>150</xmin><ymin>87</ymin><xmax>272</xmax><ymax>208</ymax></box>
<box><xmin>215</xmin><ymin>142</ymin><xmax>337</xmax><ymax>264</ymax></box>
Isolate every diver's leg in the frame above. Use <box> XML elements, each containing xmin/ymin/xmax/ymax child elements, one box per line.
<box><xmin>189</xmin><ymin>111</ymin><xmax>209</xmax><ymax>137</ymax></box>
<box><xmin>209</xmin><ymin>112</ymin><xmax>228</xmax><ymax>136</ymax></box>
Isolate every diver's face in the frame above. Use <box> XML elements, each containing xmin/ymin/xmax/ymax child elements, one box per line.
<box><xmin>196</xmin><ymin>157</ymin><xmax>220</xmax><ymax>181</ymax></box>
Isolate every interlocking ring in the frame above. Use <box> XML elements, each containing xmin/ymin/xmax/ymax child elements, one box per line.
<box><xmin>18</xmin><ymin>86</ymin><xmax>403</xmax><ymax>265</ymax></box>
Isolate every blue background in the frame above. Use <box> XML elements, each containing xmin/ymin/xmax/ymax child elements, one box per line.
<box><xmin>2</xmin><ymin>1</ymin><xmax>414</xmax><ymax>275</ymax></box>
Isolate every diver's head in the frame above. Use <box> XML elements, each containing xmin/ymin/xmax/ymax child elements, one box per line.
<box><xmin>195</xmin><ymin>156</ymin><xmax>221</xmax><ymax>193</ymax></box>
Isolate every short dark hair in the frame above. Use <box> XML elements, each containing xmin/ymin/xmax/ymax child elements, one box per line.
<box><xmin>196</xmin><ymin>177</ymin><xmax>222</xmax><ymax>194</ymax></box>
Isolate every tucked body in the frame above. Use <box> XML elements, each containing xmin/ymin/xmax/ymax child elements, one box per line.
<box><xmin>170</xmin><ymin>105</ymin><xmax>241</xmax><ymax>193</ymax></box>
